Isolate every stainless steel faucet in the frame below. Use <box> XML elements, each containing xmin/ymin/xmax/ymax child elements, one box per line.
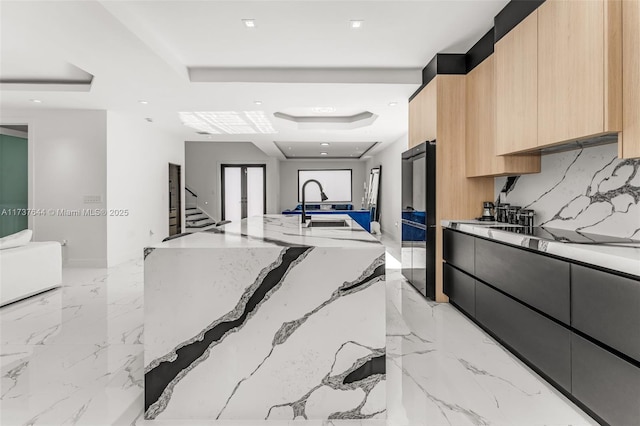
<box><xmin>301</xmin><ymin>179</ymin><xmax>328</xmax><ymax>224</ymax></box>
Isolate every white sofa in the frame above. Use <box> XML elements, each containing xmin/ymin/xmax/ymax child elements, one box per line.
<box><xmin>0</xmin><ymin>241</ymin><xmax>62</xmax><ymax>307</ymax></box>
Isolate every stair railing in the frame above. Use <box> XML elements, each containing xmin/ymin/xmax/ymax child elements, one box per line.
<box><xmin>185</xmin><ymin>186</ymin><xmax>198</xmax><ymax>209</ymax></box>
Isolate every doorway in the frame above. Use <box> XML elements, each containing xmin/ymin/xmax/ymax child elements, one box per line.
<box><xmin>221</xmin><ymin>164</ymin><xmax>266</xmax><ymax>221</ymax></box>
<box><xmin>168</xmin><ymin>163</ymin><xmax>181</xmax><ymax>236</ymax></box>
<box><xmin>0</xmin><ymin>125</ymin><xmax>28</xmax><ymax>238</ymax></box>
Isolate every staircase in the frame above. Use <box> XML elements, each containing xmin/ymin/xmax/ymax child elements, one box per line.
<box><xmin>185</xmin><ymin>207</ymin><xmax>217</xmax><ymax>231</ymax></box>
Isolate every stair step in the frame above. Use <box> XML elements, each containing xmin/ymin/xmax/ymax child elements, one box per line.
<box><xmin>186</xmin><ymin>220</ymin><xmax>216</xmax><ymax>228</ymax></box>
<box><xmin>187</xmin><ymin>215</ymin><xmax>212</xmax><ymax>223</ymax></box>
<box><xmin>184</xmin><ymin>223</ymin><xmax>217</xmax><ymax>233</ymax></box>
<box><xmin>186</xmin><ymin>214</ymin><xmax>208</xmax><ymax>221</ymax></box>
<box><xmin>187</xmin><ymin>215</ymin><xmax>210</xmax><ymax>222</ymax></box>
<box><xmin>186</xmin><ymin>210</ymin><xmax>201</xmax><ymax>216</ymax></box>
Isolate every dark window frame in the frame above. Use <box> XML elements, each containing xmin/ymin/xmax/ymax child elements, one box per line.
<box><xmin>297</xmin><ymin>168</ymin><xmax>353</xmax><ymax>203</ymax></box>
<box><xmin>221</xmin><ymin>164</ymin><xmax>267</xmax><ymax>221</ymax></box>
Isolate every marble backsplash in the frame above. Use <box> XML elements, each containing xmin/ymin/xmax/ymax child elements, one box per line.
<box><xmin>495</xmin><ymin>143</ymin><xmax>640</xmax><ymax>239</ymax></box>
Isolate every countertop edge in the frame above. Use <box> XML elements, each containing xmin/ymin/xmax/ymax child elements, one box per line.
<box><xmin>146</xmin><ymin>215</ymin><xmax>382</xmax><ymax>250</ymax></box>
<box><xmin>441</xmin><ymin>220</ymin><xmax>640</xmax><ymax>279</ymax></box>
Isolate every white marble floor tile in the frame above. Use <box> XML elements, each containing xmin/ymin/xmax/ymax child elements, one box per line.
<box><xmin>1</xmin><ymin>261</ymin><xmax>144</xmax><ymax>426</ymax></box>
<box><xmin>1</xmin><ymin>253</ymin><xmax>596</xmax><ymax>426</ymax></box>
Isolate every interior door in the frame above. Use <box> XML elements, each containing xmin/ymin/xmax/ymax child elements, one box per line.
<box><xmin>168</xmin><ymin>163</ymin><xmax>181</xmax><ymax>236</ymax></box>
<box><xmin>221</xmin><ymin>164</ymin><xmax>266</xmax><ymax>221</ymax></box>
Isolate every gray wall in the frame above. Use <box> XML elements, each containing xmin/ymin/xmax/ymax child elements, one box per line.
<box><xmin>185</xmin><ymin>142</ymin><xmax>280</xmax><ymax>220</ymax></box>
<box><xmin>279</xmin><ymin>160</ymin><xmax>367</xmax><ymax>212</ymax></box>
<box><xmin>1</xmin><ymin>109</ymin><xmax>108</xmax><ymax>267</ymax></box>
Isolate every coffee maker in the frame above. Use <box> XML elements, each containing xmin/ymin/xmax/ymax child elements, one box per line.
<box><xmin>479</xmin><ymin>201</ymin><xmax>495</xmax><ymax>221</ymax></box>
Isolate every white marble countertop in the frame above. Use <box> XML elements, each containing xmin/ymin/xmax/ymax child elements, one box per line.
<box><xmin>152</xmin><ymin>214</ymin><xmax>381</xmax><ymax>249</ymax></box>
<box><xmin>143</xmin><ymin>214</ymin><xmax>386</xmax><ymax>420</ymax></box>
<box><xmin>442</xmin><ymin>220</ymin><xmax>640</xmax><ymax>278</ymax></box>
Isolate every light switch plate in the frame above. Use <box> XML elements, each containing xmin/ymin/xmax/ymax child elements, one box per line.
<box><xmin>83</xmin><ymin>195</ymin><xmax>102</xmax><ymax>204</ymax></box>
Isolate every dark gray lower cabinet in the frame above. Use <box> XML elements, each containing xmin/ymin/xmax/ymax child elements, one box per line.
<box><xmin>572</xmin><ymin>333</ymin><xmax>640</xmax><ymax>426</ymax></box>
<box><xmin>443</xmin><ymin>263</ymin><xmax>475</xmax><ymax>316</ymax></box>
<box><xmin>443</xmin><ymin>228</ymin><xmax>640</xmax><ymax>425</ymax></box>
<box><xmin>443</xmin><ymin>229</ymin><xmax>475</xmax><ymax>275</ymax></box>
<box><xmin>475</xmin><ymin>282</ymin><xmax>572</xmax><ymax>392</ymax></box>
<box><xmin>572</xmin><ymin>264</ymin><xmax>640</xmax><ymax>362</ymax></box>
<box><xmin>475</xmin><ymin>238</ymin><xmax>570</xmax><ymax>324</ymax></box>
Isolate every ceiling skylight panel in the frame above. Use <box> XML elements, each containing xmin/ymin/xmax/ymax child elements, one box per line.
<box><xmin>179</xmin><ymin>111</ymin><xmax>277</xmax><ymax>134</ymax></box>
<box><xmin>244</xmin><ymin>111</ymin><xmax>277</xmax><ymax>134</ymax></box>
<box><xmin>178</xmin><ymin>112</ymin><xmax>221</xmax><ymax>134</ymax></box>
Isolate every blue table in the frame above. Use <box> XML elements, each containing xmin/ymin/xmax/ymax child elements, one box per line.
<box><xmin>281</xmin><ymin>209</ymin><xmax>372</xmax><ymax>232</ymax></box>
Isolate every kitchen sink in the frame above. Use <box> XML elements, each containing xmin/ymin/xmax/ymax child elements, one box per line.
<box><xmin>306</xmin><ymin>219</ymin><xmax>349</xmax><ymax>228</ymax></box>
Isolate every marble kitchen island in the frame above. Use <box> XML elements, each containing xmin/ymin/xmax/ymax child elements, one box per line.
<box><xmin>143</xmin><ymin>215</ymin><xmax>386</xmax><ymax>421</ymax></box>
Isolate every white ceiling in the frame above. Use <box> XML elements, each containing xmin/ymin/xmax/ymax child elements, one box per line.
<box><xmin>274</xmin><ymin>140</ymin><xmax>377</xmax><ymax>159</ymax></box>
<box><xmin>0</xmin><ymin>0</ymin><xmax>509</xmax><ymax>159</ymax></box>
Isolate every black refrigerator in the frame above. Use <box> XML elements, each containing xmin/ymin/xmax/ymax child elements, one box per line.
<box><xmin>401</xmin><ymin>141</ymin><xmax>436</xmax><ymax>299</ymax></box>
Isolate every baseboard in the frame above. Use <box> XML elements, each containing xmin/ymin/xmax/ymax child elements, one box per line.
<box><xmin>65</xmin><ymin>258</ymin><xmax>108</xmax><ymax>268</ymax></box>
<box><xmin>107</xmin><ymin>250</ymin><xmax>144</xmax><ymax>268</ymax></box>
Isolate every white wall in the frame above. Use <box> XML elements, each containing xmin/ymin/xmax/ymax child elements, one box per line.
<box><xmin>366</xmin><ymin>134</ymin><xmax>407</xmax><ymax>245</ymax></box>
<box><xmin>279</xmin><ymin>160</ymin><xmax>367</xmax><ymax>211</ymax></box>
<box><xmin>185</xmin><ymin>142</ymin><xmax>279</xmax><ymax>219</ymax></box>
<box><xmin>0</xmin><ymin>109</ymin><xmax>108</xmax><ymax>266</ymax></box>
<box><xmin>106</xmin><ymin>112</ymin><xmax>185</xmax><ymax>266</ymax></box>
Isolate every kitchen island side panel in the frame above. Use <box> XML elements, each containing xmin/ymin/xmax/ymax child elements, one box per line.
<box><xmin>144</xmin><ymin>244</ymin><xmax>385</xmax><ymax>421</ymax></box>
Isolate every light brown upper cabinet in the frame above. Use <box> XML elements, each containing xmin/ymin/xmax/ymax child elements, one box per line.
<box><xmin>622</xmin><ymin>0</ymin><xmax>640</xmax><ymax>159</ymax></box>
<box><xmin>537</xmin><ymin>0</ymin><xmax>622</xmax><ymax>147</ymax></box>
<box><xmin>408</xmin><ymin>79</ymin><xmax>437</xmax><ymax>148</ymax></box>
<box><xmin>496</xmin><ymin>10</ymin><xmax>539</xmax><ymax>155</ymax></box>
<box><xmin>466</xmin><ymin>55</ymin><xmax>540</xmax><ymax>177</ymax></box>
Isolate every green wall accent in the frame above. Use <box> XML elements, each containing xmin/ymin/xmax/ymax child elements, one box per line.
<box><xmin>0</xmin><ymin>134</ymin><xmax>28</xmax><ymax>237</ymax></box>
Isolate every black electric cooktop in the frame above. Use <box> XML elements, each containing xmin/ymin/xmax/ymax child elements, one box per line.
<box><xmin>488</xmin><ymin>226</ymin><xmax>640</xmax><ymax>245</ymax></box>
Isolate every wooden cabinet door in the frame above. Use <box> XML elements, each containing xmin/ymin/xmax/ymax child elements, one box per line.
<box><xmin>622</xmin><ymin>0</ymin><xmax>640</xmax><ymax>158</ymax></box>
<box><xmin>468</xmin><ymin>55</ymin><xmax>540</xmax><ymax>177</ymax></box>
<box><xmin>538</xmin><ymin>0</ymin><xmax>621</xmax><ymax>147</ymax></box>
<box><xmin>408</xmin><ymin>79</ymin><xmax>437</xmax><ymax>148</ymax></box>
<box><xmin>466</xmin><ymin>57</ymin><xmax>496</xmax><ymax>176</ymax></box>
<box><xmin>496</xmin><ymin>10</ymin><xmax>538</xmax><ymax>155</ymax></box>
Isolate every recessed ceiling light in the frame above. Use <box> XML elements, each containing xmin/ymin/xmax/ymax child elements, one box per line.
<box><xmin>320</xmin><ymin>142</ymin><xmax>330</xmax><ymax>146</ymax></box>
<box><xmin>320</xmin><ymin>152</ymin><xmax>328</xmax><ymax>156</ymax></box>
<box><xmin>388</xmin><ymin>102</ymin><xmax>398</xmax><ymax>107</ymax></box>
<box><xmin>288</xmin><ymin>146</ymin><xmax>292</xmax><ymax>150</ymax></box>
<box><xmin>139</xmin><ymin>100</ymin><xmax>149</xmax><ymax>105</ymax></box>
<box><xmin>312</xmin><ymin>107</ymin><xmax>336</xmax><ymax>114</ymax></box>
<box><xmin>254</xmin><ymin>100</ymin><xmax>262</xmax><ymax>105</ymax></box>
<box><xmin>30</xmin><ymin>99</ymin><xmax>42</xmax><ymax>103</ymax></box>
<box><xmin>350</xmin><ymin>20</ymin><xmax>364</xmax><ymax>29</ymax></box>
<box><xmin>242</xmin><ymin>19</ymin><xmax>256</xmax><ymax>28</ymax></box>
